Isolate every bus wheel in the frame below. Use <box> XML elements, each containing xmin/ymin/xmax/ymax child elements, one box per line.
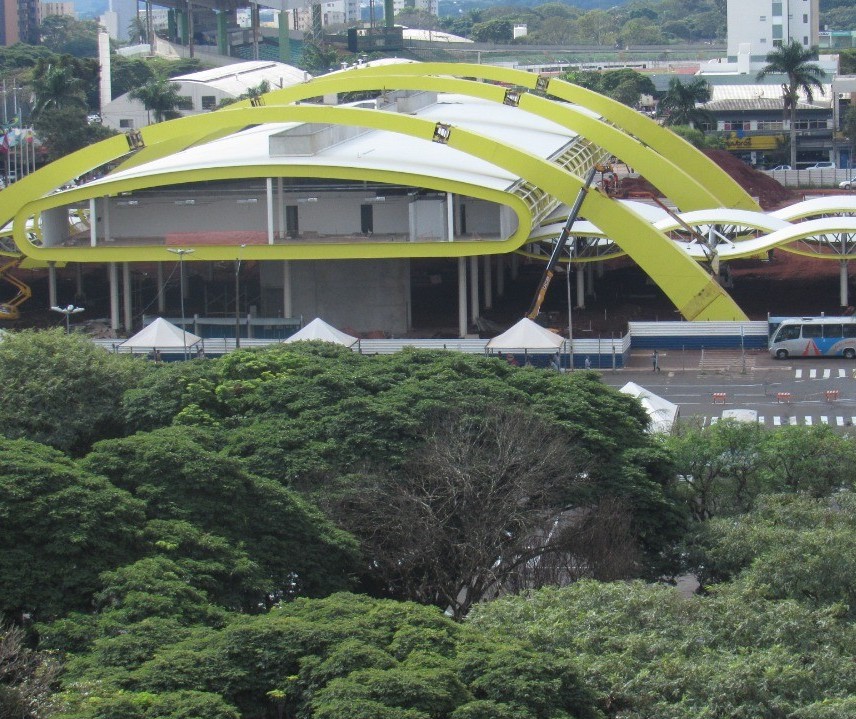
<box><xmin>776</xmin><ymin>349</ymin><xmax>789</xmax><ymax>360</ymax></box>
<box><xmin>845</xmin><ymin>349</ymin><xmax>856</xmax><ymax>360</ymax></box>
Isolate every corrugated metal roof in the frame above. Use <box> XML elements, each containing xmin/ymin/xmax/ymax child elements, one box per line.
<box><xmin>707</xmin><ymin>84</ymin><xmax>831</xmax><ymax>107</ymax></box>
<box><xmin>173</xmin><ymin>61</ymin><xmax>309</xmax><ymax>95</ymax></box>
<box><xmin>704</xmin><ymin>98</ymin><xmax>820</xmax><ymax>111</ymax></box>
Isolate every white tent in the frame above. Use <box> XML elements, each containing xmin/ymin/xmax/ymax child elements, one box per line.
<box><xmin>486</xmin><ymin>317</ymin><xmax>565</xmax><ymax>351</ymax></box>
<box><xmin>620</xmin><ymin>381</ymin><xmax>679</xmax><ymax>434</ymax></box>
<box><xmin>282</xmin><ymin>317</ymin><xmax>359</xmax><ymax>347</ymax></box>
<box><xmin>120</xmin><ymin>317</ymin><xmax>202</xmax><ymax>350</ymax></box>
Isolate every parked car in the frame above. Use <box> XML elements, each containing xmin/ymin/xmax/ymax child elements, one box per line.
<box><xmin>769</xmin><ymin>165</ymin><xmax>791</xmax><ymax>171</ymax></box>
<box><xmin>841</xmin><ymin>178</ymin><xmax>855</xmax><ymax>190</ymax></box>
<box><xmin>805</xmin><ymin>161</ymin><xmax>836</xmax><ymax>171</ymax></box>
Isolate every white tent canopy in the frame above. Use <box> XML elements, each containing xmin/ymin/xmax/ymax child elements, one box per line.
<box><xmin>620</xmin><ymin>381</ymin><xmax>679</xmax><ymax>434</ymax></box>
<box><xmin>282</xmin><ymin>317</ymin><xmax>359</xmax><ymax>347</ymax></box>
<box><xmin>486</xmin><ymin>317</ymin><xmax>565</xmax><ymax>351</ymax></box>
<box><xmin>120</xmin><ymin>317</ymin><xmax>202</xmax><ymax>349</ymax></box>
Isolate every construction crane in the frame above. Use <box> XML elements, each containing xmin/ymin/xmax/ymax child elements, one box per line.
<box><xmin>526</xmin><ymin>167</ymin><xmax>597</xmax><ymax>321</ymax></box>
<box><xmin>0</xmin><ymin>258</ymin><xmax>32</xmax><ymax>320</ymax></box>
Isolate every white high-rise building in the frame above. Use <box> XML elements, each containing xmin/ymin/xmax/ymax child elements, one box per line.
<box><xmin>727</xmin><ymin>0</ymin><xmax>819</xmax><ymax>65</ymax></box>
<box><xmin>393</xmin><ymin>0</ymin><xmax>438</xmax><ymax>15</ymax></box>
<box><xmin>293</xmin><ymin>0</ymin><xmax>359</xmax><ymax>30</ymax></box>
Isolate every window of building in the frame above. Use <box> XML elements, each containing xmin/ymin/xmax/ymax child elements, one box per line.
<box><xmin>360</xmin><ymin>204</ymin><xmax>374</xmax><ymax>235</ymax></box>
<box><xmin>119</xmin><ymin>119</ymin><xmax>134</xmax><ymax>128</ymax></box>
<box><xmin>773</xmin><ymin>39</ymin><xmax>783</xmax><ymax>46</ymax></box>
<box><xmin>201</xmin><ymin>95</ymin><xmax>217</xmax><ymax>110</ymax></box>
<box><xmin>803</xmin><ymin>13</ymin><xmax>807</xmax><ymax>22</ymax></box>
<box><xmin>804</xmin><ymin>35</ymin><xmax>808</xmax><ymax>44</ymax></box>
<box><xmin>772</xmin><ymin>2</ymin><xmax>782</xmax><ymax>16</ymax></box>
<box><xmin>760</xmin><ymin>15</ymin><xmax>766</xmax><ymax>20</ymax></box>
<box><xmin>760</xmin><ymin>37</ymin><xmax>767</xmax><ymax>43</ymax></box>
<box><xmin>177</xmin><ymin>96</ymin><xmax>193</xmax><ymax>110</ymax></box>
<box><xmin>772</xmin><ymin>24</ymin><xmax>783</xmax><ymax>39</ymax></box>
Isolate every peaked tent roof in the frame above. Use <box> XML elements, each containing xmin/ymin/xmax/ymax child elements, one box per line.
<box><xmin>619</xmin><ymin>381</ymin><xmax>679</xmax><ymax>434</ymax></box>
<box><xmin>120</xmin><ymin>317</ymin><xmax>202</xmax><ymax>349</ymax></box>
<box><xmin>486</xmin><ymin>317</ymin><xmax>565</xmax><ymax>350</ymax></box>
<box><xmin>282</xmin><ymin>317</ymin><xmax>359</xmax><ymax>347</ymax></box>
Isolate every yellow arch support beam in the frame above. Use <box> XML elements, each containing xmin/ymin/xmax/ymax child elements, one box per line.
<box><xmin>297</xmin><ymin>62</ymin><xmax>759</xmax><ymax>212</ymax></box>
<box><xmin>8</xmin><ymin>104</ymin><xmax>745</xmax><ymax>320</ymax></box>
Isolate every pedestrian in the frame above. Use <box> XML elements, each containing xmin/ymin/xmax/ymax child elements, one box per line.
<box><xmin>584</xmin><ymin>356</ymin><xmax>591</xmax><ymax>370</ymax></box>
<box><xmin>652</xmin><ymin>349</ymin><xmax>660</xmax><ymax>372</ymax></box>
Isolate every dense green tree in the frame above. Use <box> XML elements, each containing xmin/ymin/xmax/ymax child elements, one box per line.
<box><xmin>840</xmin><ymin>50</ymin><xmax>856</xmax><ymax>76</ymax></box>
<box><xmin>0</xmin><ymin>622</ymin><xmax>59</xmax><ymax>717</ymax></box>
<box><xmin>80</xmin><ymin>426</ymin><xmax>359</xmax><ymax>606</ymax></box>
<box><xmin>757</xmin><ymin>40</ymin><xmax>826</xmax><ymax>167</ymax></box>
<box><xmin>667</xmin><ymin>124</ymin><xmax>725</xmax><ymax>149</ymax></box>
<box><xmin>0</xmin><ymin>439</ymin><xmax>145</xmax><ymax>621</ymax></box>
<box><xmin>658</xmin><ymin>77</ymin><xmax>714</xmax><ymax>128</ymax></box>
<box><xmin>29</xmin><ymin>61</ymin><xmax>88</xmax><ymax>119</ymax></box>
<box><xmin>470</xmin><ymin>18</ymin><xmax>514</xmax><ymax>43</ymax></box>
<box><xmin>129</xmin><ymin>74</ymin><xmax>183</xmax><ymax>123</ymax></box>
<box><xmin>34</xmin><ymin>106</ymin><xmax>116</xmax><ymax>162</ymax></box>
<box><xmin>39</xmin><ymin>16</ymin><xmax>99</xmax><ymax>57</ymax></box>
<box><xmin>0</xmin><ymin>329</ymin><xmax>138</xmax><ymax>454</ymax></box>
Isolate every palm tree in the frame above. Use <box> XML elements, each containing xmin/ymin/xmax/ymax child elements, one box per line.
<box><xmin>30</xmin><ymin>61</ymin><xmax>88</xmax><ymax>119</ymax></box>
<box><xmin>756</xmin><ymin>40</ymin><xmax>826</xmax><ymax>168</ymax></box>
<box><xmin>129</xmin><ymin>74</ymin><xmax>183</xmax><ymax>124</ymax></box>
<box><xmin>658</xmin><ymin>77</ymin><xmax>714</xmax><ymax>129</ymax></box>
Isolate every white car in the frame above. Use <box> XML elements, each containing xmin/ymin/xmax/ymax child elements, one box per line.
<box><xmin>805</xmin><ymin>161</ymin><xmax>836</xmax><ymax>171</ymax></box>
<box><xmin>769</xmin><ymin>164</ymin><xmax>791</xmax><ymax>171</ymax></box>
<box><xmin>841</xmin><ymin>178</ymin><xmax>855</xmax><ymax>190</ymax></box>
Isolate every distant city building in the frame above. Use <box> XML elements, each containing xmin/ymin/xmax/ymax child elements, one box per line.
<box><xmin>1</xmin><ymin>0</ymin><xmax>40</xmax><ymax>45</ymax></box>
<box><xmin>40</xmin><ymin>1</ymin><xmax>73</xmax><ymax>19</ymax></box>
<box><xmin>292</xmin><ymin>0</ymin><xmax>359</xmax><ymax>31</ymax></box>
<box><xmin>513</xmin><ymin>24</ymin><xmax>527</xmax><ymax>40</ymax></box>
<box><xmin>100</xmin><ymin>0</ymin><xmax>138</xmax><ymax>42</ymax></box>
<box><xmin>726</xmin><ymin>0</ymin><xmax>819</xmax><ymax>67</ymax></box>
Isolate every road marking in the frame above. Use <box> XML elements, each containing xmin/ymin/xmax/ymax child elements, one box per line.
<box><xmin>758</xmin><ymin>416</ymin><xmax>765</xmax><ymax>424</ymax></box>
<box><xmin>840</xmin><ymin>369</ymin><xmax>846</xmax><ymax>378</ymax></box>
<box><xmin>810</xmin><ymin>369</ymin><xmax>817</xmax><ymax>379</ymax></box>
<box><xmin>795</xmin><ymin>369</ymin><xmax>803</xmax><ymax>379</ymax></box>
<box><xmin>805</xmin><ymin>416</ymin><xmax>813</xmax><ymax>426</ymax></box>
<box><xmin>821</xmin><ymin>416</ymin><xmax>829</xmax><ymax>425</ymax></box>
<box><xmin>773</xmin><ymin>416</ymin><xmax>781</xmax><ymax>426</ymax></box>
<box><xmin>823</xmin><ymin>369</ymin><xmax>831</xmax><ymax>379</ymax></box>
<box><xmin>837</xmin><ymin>416</ymin><xmax>845</xmax><ymax>426</ymax></box>
<box><xmin>789</xmin><ymin>416</ymin><xmax>798</xmax><ymax>425</ymax></box>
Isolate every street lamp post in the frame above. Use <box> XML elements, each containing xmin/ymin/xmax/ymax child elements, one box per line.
<box><xmin>234</xmin><ymin>244</ymin><xmax>247</xmax><ymax>349</ymax></box>
<box><xmin>564</xmin><ymin>263</ymin><xmax>573</xmax><ymax>371</ymax></box>
<box><xmin>51</xmin><ymin>304</ymin><xmax>85</xmax><ymax>333</ymax></box>
<box><xmin>167</xmin><ymin>248</ymin><xmax>194</xmax><ymax>359</ymax></box>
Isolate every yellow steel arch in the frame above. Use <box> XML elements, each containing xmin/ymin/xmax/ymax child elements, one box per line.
<box><xmin>212</xmin><ymin>73</ymin><xmax>723</xmax><ymax>212</ymax></box>
<box><xmin>7</xmin><ymin>104</ymin><xmax>745</xmax><ymax>320</ymax></box>
<box><xmin>253</xmin><ymin>62</ymin><xmax>758</xmax><ymax>212</ymax></box>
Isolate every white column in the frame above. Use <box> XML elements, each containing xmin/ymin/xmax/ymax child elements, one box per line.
<box><xmin>157</xmin><ymin>262</ymin><xmax>165</xmax><ymax>313</ymax></box>
<box><xmin>89</xmin><ymin>198</ymin><xmax>97</xmax><ymax>247</ymax></box>
<box><xmin>266</xmin><ymin>178</ymin><xmax>275</xmax><ymax>245</ymax></box>
<box><xmin>576</xmin><ymin>265</ymin><xmax>585</xmax><ymax>309</ymax></box>
<box><xmin>47</xmin><ymin>263</ymin><xmax>57</xmax><ymax>307</ymax></box>
<box><xmin>446</xmin><ymin>192</ymin><xmax>455</xmax><ymax>241</ymax></box>
<box><xmin>282</xmin><ymin>260</ymin><xmax>293</xmax><ymax>318</ymax></box>
<box><xmin>483</xmin><ymin>255</ymin><xmax>492</xmax><ymax>309</ymax></box>
<box><xmin>458</xmin><ymin>257</ymin><xmax>467</xmax><ymax>338</ymax></box>
<box><xmin>469</xmin><ymin>255</ymin><xmax>479</xmax><ymax>324</ymax></box>
<box><xmin>841</xmin><ymin>260</ymin><xmax>849</xmax><ymax>307</ymax></box>
<box><xmin>277</xmin><ymin>177</ymin><xmax>284</xmax><ymax>239</ymax></box>
<box><xmin>109</xmin><ymin>262</ymin><xmax>119</xmax><ymax>331</ymax></box>
<box><xmin>122</xmin><ymin>262</ymin><xmax>132</xmax><ymax>331</ymax></box>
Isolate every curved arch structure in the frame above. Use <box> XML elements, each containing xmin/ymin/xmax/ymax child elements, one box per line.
<box><xmin>2</xmin><ymin>61</ymin><xmax>854</xmax><ymax>323</ymax></box>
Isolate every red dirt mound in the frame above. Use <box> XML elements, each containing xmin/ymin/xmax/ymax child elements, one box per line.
<box><xmin>702</xmin><ymin>149</ymin><xmax>799</xmax><ymax>210</ymax></box>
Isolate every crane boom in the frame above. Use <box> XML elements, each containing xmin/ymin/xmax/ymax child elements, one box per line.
<box><xmin>526</xmin><ymin>167</ymin><xmax>597</xmax><ymax>320</ymax></box>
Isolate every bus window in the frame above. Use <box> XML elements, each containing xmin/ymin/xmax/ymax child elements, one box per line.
<box><xmin>844</xmin><ymin>324</ymin><xmax>856</xmax><ymax>338</ymax></box>
<box><xmin>777</xmin><ymin>325</ymin><xmax>801</xmax><ymax>341</ymax></box>
<box><xmin>824</xmin><ymin>324</ymin><xmax>843</xmax><ymax>338</ymax></box>
<box><xmin>803</xmin><ymin>325</ymin><xmax>822</xmax><ymax>338</ymax></box>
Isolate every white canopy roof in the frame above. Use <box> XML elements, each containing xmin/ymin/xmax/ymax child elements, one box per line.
<box><xmin>120</xmin><ymin>317</ymin><xmax>202</xmax><ymax>349</ymax></box>
<box><xmin>487</xmin><ymin>318</ymin><xmax>565</xmax><ymax>350</ymax></box>
<box><xmin>282</xmin><ymin>317</ymin><xmax>358</xmax><ymax>347</ymax></box>
<box><xmin>620</xmin><ymin>381</ymin><xmax>679</xmax><ymax>434</ymax></box>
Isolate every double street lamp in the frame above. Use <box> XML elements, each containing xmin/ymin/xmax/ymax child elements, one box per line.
<box><xmin>51</xmin><ymin>304</ymin><xmax>84</xmax><ymax>334</ymax></box>
<box><xmin>167</xmin><ymin>248</ymin><xmax>194</xmax><ymax>359</ymax></box>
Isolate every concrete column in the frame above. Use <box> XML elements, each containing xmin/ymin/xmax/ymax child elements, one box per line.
<box><xmin>42</xmin><ymin>208</ymin><xmax>69</xmax><ymax>247</ymax></box>
<box><xmin>47</xmin><ymin>263</ymin><xmax>57</xmax><ymax>308</ymax></box>
<box><xmin>277</xmin><ymin>178</ymin><xmax>284</xmax><ymax>239</ymax></box>
<box><xmin>109</xmin><ymin>262</ymin><xmax>119</xmax><ymax>331</ymax></box>
<box><xmin>483</xmin><ymin>255</ymin><xmax>492</xmax><ymax>309</ymax></box>
<box><xmin>157</xmin><ymin>262</ymin><xmax>165</xmax><ymax>313</ymax></box>
<box><xmin>446</xmin><ymin>192</ymin><xmax>455</xmax><ymax>241</ymax></box>
<box><xmin>841</xmin><ymin>260</ymin><xmax>849</xmax><ymax>307</ymax></box>
<box><xmin>282</xmin><ymin>261</ymin><xmax>292</xmax><ymax>318</ymax></box>
<box><xmin>496</xmin><ymin>255</ymin><xmax>504</xmax><ymax>297</ymax></box>
<box><xmin>597</xmin><ymin>260</ymin><xmax>604</xmax><ymax>278</ymax></box>
<box><xmin>576</xmin><ymin>265</ymin><xmax>585</xmax><ymax>309</ymax></box>
<box><xmin>122</xmin><ymin>263</ymin><xmax>132</xmax><ymax>331</ymax></box>
<box><xmin>102</xmin><ymin>197</ymin><xmax>110</xmax><ymax>243</ymax></box>
<box><xmin>267</xmin><ymin>178</ymin><xmax>275</xmax><ymax>244</ymax></box>
<box><xmin>469</xmin><ymin>255</ymin><xmax>479</xmax><ymax>324</ymax></box>
<box><xmin>89</xmin><ymin>198</ymin><xmax>97</xmax><ymax>247</ymax></box>
<box><xmin>216</xmin><ymin>11</ymin><xmax>228</xmax><ymax>55</ymax></box>
<box><xmin>458</xmin><ymin>257</ymin><xmax>467</xmax><ymax>338</ymax></box>
<box><xmin>278</xmin><ymin>9</ymin><xmax>290</xmax><ymax>64</ymax></box>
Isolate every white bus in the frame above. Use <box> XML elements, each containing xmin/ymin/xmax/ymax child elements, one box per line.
<box><xmin>768</xmin><ymin>316</ymin><xmax>856</xmax><ymax>359</ymax></box>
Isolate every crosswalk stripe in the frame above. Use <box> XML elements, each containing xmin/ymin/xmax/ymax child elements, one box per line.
<box><xmin>823</xmin><ymin>369</ymin><xmax>831</xmax><ymax>379</ymax></box>
<box><xmin>795</xmin><ymin>369</ymin><xmax>803</xmax><ymax>379</ymax></box>
<box><xmin>821</xmin><ymin>416</ymin><xmax>829</xmax><ymax>425</ymax></box>
<box><xmin>805</xmin><ymin>416</ymin><xmax>813</xmax><ymax>426</ymax></box>
<box><xmin>810</xmin><ymin>369</ymin><xmax>817</xmax><ymax>379</ymax></box>
<box><xmin>837</xmin><ymin>416</ymin><xmax>845</xmax><ymax>426</ymax></box>
<box><xmin>758</xmin><ymin>416</ymin><xmax>765</xmax><ymax>424</ymax></box>
<box><xmin>789</xmin><ymin>416</ymin><xmax>798</xmax><ymax>425</ymax></box>
<box><xmin>840</xmin><ymin>369</ymin><xmax>846</xmax><ymax>378</ymax></box>
<box><xmin>773</xmin><ymin>416</ymin><xmax>781</xmax><ymax>426</ymax></box>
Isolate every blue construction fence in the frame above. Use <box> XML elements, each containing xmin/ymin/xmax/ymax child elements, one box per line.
<box><xmin>627</xmin><ymin>321</ymin><xmax>769</xmax><ymax>350</ymax></box>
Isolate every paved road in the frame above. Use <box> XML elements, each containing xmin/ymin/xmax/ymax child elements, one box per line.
<box><xmin>595</xmin><ymin>348</ymin><xmax>856</xmax><ymax>430</ymax></box>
